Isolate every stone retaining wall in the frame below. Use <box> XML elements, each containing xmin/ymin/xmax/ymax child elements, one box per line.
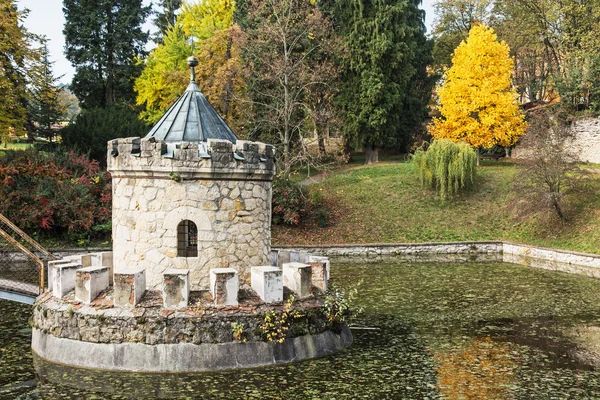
<box><xmin>512</xmin><ymin>117</ymin><xmax>600</xmax><ymax>163</ymax></box>
<box><xmin>274</xmin><ymin>242</ymin><xmax>503</xmax><ymax>264</ymax></box>
<box><xmin>274</xmin><ymin>241</ymin><xmax>600</xmax><ymax>279</ymax></box>
<box><xmin>503</xmin><ymin>243</ymin><xmax>600</xmax><ymax>279</ymax></box>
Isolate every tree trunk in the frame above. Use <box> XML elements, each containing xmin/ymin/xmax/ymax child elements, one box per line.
<box><xmin>476</xmin><ymin>148</ymin><xmax>480</xmax><ymax>166</ymax></box>
<box><xmin>318</xmin><ymin>127</ymin><xmax>326</xmax><ymax>157</ymax></box>
<box><xmin>344</xmin><ymin>137</ymin><xmax>353</xmax><ymax>163</ymax></box>
<box><xmin>221</xmin><ymin>29</ymin><xmax>234</xmax><ymax>116</ymax></box>
<box><xmin>364</xmin><ymin>144</ymin><xmax>379</xmax><ymax>164</ymax></box>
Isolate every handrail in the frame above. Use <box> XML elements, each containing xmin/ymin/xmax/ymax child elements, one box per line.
<box><xmin>0</xmin><ymin>213</ymin><xmax>56</xmax><ymax>261</ymax></box>
<box><xmin>0</xmin><ymin>227</ymin><xmax>45</xmax><ymax>292</ymax></box>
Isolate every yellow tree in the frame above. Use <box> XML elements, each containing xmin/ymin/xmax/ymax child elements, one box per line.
<box><xmin>430</xmin><ymin>24</ymin><xmax>527</xmax><ymax>163</ymax></box>
<box><xmin>135</xmin><ymin>0</ymin><xmax>248</xmax><ymax>132</ymax></box>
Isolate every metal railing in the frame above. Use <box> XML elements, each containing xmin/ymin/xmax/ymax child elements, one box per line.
<box><xmin>0</xmin><ymin>213</ymin><xmax>56</xmax><ymax>296</ymax></box>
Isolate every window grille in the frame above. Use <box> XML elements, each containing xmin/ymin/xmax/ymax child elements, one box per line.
<box><xmin>177</xmin><ymin>220</ymin><xmax>198</xmax><ymax>257</ymax></box>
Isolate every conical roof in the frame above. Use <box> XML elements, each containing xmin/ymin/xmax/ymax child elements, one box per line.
<box><xmin>144</xmin><ymin>80</ymin><xmax>238</xmax><ymax>143</ymax></box>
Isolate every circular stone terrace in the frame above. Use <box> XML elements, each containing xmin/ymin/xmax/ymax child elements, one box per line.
<box><xmin>31</xmin><ymin>265</ymin><xmax>351</xmax><ymax>372</ymax></box>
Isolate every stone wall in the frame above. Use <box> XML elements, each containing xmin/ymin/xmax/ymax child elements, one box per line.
<box><xmin>108</xmin><ymin>138</ymin><xmax>275</xmax><ymax>290</ymax></box>
<box><xmin>503</xmin><ymin>242</ymin><xmax>600</xmax><ymax>279</ymax></box>
<box><xmin>275</xmin><ymin>241</ymin><xmax>600</xmax><ymax>279</ymax></box>
<box><xmin>274</xmin><ymin>242</ymin><xmax>504</xmax><ymax>264</ymax></box>
<box><xmin>512</xmin><ymin>117</ymin><xmax>600</xmax><ymax>163</ymax></box>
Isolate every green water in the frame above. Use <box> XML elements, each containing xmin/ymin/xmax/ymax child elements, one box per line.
<box><xmin>3</xmin><ymin>262</ymin><xmax>600</xmax><ymax>399</ymax></box>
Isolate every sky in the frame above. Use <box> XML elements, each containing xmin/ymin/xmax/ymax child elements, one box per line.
<box><xmin>17</xmin><ymin>0</ymin><xmax>436</xmax><ymax>86</ymax></box>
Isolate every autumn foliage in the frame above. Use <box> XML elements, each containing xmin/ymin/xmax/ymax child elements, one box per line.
<box><xmin>0</xmin><ymin>150</ymin><xmax>111</xmax><ymax>237</ymax></box>
<box><xmin>430</xmin><ymin>24</ymin><xmax>527</xmax><ymax>149</ymax></box>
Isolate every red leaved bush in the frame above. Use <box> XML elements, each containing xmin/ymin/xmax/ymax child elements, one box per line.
<box><xmin>0</xmin><ymin>149</ymin><xmax>111</xmax><ymax>237</ymax></box>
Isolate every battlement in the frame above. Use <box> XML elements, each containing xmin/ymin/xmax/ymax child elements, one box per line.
<box><xmin>107</xmin><ymin>137</ymin><xmax>275</xmax><ymax>181</ymax></box>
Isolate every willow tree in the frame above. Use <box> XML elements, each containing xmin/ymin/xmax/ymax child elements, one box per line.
<box><xmin>412</xmin><ymin>139</ymin><xmax>477</xmax><ymax>201</ymax></box>
<box><xmin>430</xmin><ymin>24</ymin><xmax>527</xmax><ymax>164</ymax></box>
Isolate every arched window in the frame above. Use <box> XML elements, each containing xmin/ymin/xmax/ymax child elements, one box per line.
<box><xmin>177</xmin><ymin>220</ymin><xmax>198</xmax><ymax>257</ymax></box>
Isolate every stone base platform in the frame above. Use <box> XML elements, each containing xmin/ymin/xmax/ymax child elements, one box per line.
<box><xmin>31</xmin><ymin>289</ymin><xmax>351</xmax><ymax>372</ymax></box>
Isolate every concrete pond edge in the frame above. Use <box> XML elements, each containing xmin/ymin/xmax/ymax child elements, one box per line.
<box><xmin>32</xmin><ymin>325</ymin><xmax>352</xmax><ymax>373</ymax></box>
<box><xmin>273</xmin><ymin>241</ymin><xmax>600</xmax><ymax>279</ymax></box>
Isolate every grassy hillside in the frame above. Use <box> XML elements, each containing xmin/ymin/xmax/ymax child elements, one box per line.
<box><xmin>272</xmin><ymin>161</ymin><xmax>600</xmax><ymax>254</ymax></box>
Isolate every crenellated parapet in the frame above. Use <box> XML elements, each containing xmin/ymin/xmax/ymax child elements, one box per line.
<box><xmin>107</xmin><ymin>137</ymin><xmax>276</xmax><ymax>181</ymax></box>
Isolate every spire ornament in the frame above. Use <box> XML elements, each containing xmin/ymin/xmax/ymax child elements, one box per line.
<box><xmin>187</xmin><ymin>55</ymin><xmax>198</xmax><ymax>82</ymax></box>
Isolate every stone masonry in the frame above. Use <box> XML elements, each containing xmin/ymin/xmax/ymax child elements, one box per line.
<box><xmin>108</xmin><ymin>137</ymin><xmax>275</xmax><ymax>290</ymax></box>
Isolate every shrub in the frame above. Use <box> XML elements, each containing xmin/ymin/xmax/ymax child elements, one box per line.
<box><xmin>60</xmin><ymin>105</ymin><xmax>148</xmax><ymax>165</ymax></box>
<box><xmin>412</xmin><ymin>139</ymin><xmax>477</xmax><ymax>200</ymax></box>
<box><xmin>272</xmin><ymin>178</ymin><xmax>307</xmax><ymax>226</ymax></box>
<box><xmin>512</xmin><ymin>109</ymin><xmax>588</xmax><ymax>221</ymax></box>
<box><xmin>0</xmin><ymin>149</ymin><xmax>111</xmax><ymax>239</ymax></box>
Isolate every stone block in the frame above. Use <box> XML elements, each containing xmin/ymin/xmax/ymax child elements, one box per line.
<box><xmin>309</xmin><ymin>262</ymin><xmax>328</xmax><ymax>292</ymax></box>
<box><xmin>270</xmin><ymin>250</ymin><xmax>279</xmax><ymax>267</ymax></box>
<box><xmin>63</xmin><ymin>254</ymin><xmax>93</xmax><ymax>267</ymax></box>
<box><xmin>162</xmin><ymin>269</ymin><xmax>190</xmax><ymax>309</ymax></box>
<box><xmin>209</xmin><ymin>268</ymin><xmax>238</xmax><ymax>306</ymax></box>
<box><xmin>251</xmin><ymin>266</ymin><xmax>283</xmax><ymax>303</ymax></box>
<box><xmin>75</xmin><ymin>267</ymin><xmax>109</xmax><ymax>304</ymax></box>
<box><xmin>52</xmin><ymin>263</ymin><xmax>82</xmax><ymax>298</ymax></box>
<box><xmin>47</xmin><ymin>259</ymin><xmax>76</xmax><ymax>291</ymax></box>
<box><xmin>114</xmin><ymin>269</ymin><xmax>146</xmax><ymax>309</ymax></box>
<box><xmin>90</xmin><ymin>251</ymin><xmax>114</xmax><ymax>281</ymax></box>
<box><xmin>307</xmin><ymin>255</ymin><xmax>331</xmax><ymax>280</ymax></box>
<box><xmin>282</xmin><ymin>262</ymin><xmax>312</xmax><ymax>298</ymax></box>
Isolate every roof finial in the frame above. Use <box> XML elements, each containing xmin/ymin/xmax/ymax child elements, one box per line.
<box><xmin>187</xmin><ymin>56</ymin><xmax>198</xmax><ymax>82</ymax></box>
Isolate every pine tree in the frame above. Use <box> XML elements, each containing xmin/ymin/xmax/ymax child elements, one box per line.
<box><xmin>152</xmin><ymin>0</ymin><xmax>182</xmax><ymax>44</ymax></box>
<box><xmin>63</xmin><ymin>0</ymin><xmax>151</xmax><ymax>108</ymax></box>
<box><xmin>430</xmin><ymin>24</ymin><xmax>527</xmax><ymax>161</ymax></box>
<box><xmin>29</xmin><ymin>45</ymin><xmax>66</xmax><ymax>142</ymax></box>
<box><xmin>326</xmin><ymin>0</ymin><xmax>433</xmax><ymax>163</ymax></box>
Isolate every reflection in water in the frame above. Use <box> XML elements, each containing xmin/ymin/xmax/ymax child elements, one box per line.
<box><xmin>436</xmin><ymin>337</ymin><xmax>516</xmax><ymax>399</ymax></box>
<box><xmin>3</xmin><ymin>262</ymin><xmax>600</xmax><ymax>398</ymax></box>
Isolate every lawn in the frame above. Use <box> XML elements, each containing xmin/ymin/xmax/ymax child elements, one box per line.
<box><xmin>0</xmin><ymin>142</ymin><xmax>33</xmax><ymax>152</ymax></box>
<box><xmin>272</xmin><ymin>160</ymin><xmax>600</xmax><ymax>254</ymax></box>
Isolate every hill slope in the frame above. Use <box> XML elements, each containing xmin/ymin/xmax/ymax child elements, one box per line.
<box><xmin>272</xmin><ymin>161</ymin><xmax>600</xmax><ymax>254</ymax></box>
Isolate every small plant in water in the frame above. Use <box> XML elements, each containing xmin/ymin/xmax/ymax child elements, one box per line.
<box><xmin>260</xmin><ymin>296</ymin><xmax>298</xmax><ymax>343</ymax></box>
<box><xmin>231</xmin><ymin>321</ymin><xmax>247</xmax><ymax>342</ymax></box>
<box><xmin>322</xmin><ymin>280</ymin><xmax>363</xmax><ymax>324</ymax></box>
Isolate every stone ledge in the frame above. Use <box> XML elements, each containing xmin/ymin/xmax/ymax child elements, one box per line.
<box><xmin>32</xmin><ymin>325</ymin><xmax>351</xmax><ymax>372</ymax></box>
<box><xmin>273</xmin><ymin>241</ymin><xmax>600</xmax><ymax>279</ymax></box>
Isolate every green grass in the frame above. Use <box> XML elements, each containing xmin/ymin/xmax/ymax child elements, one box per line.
<box><xmin>0</xmin><ymin>142</ymin><xmax>33</xmax><ymax>151</ymax></box>
<box><xmin>272</xmin><ymin>160</ymin><xmax>600</xmax><ymax>254</ymax></box>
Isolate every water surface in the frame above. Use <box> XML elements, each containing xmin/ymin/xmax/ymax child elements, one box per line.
<box><xmin>2</xmin><ymin>262</ymin><xmax>600</xmax><ymax>399</ymax></box>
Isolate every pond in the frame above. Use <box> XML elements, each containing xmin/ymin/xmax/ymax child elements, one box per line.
<box><xmin>2</xmin><ymin>261</ymin><xmax>600</xmax><ymax>399</ymax></box>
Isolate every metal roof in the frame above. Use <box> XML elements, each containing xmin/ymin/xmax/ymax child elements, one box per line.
<box><xmin>144</xmin><ymin>80</ymin><xmax>238</xmax><ymax>144</ymax></box>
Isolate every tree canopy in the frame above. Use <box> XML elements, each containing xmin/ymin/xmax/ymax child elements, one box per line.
<box><xmin>430</xmin><ymin>24</ymin><xmax>527</xmax><ymax>150</ymax></box>
<box><xmin>63</xmin><ymin>0</ymin><xmax>151</xmax><ymax>108</ymax></box>
<box><xmin>0</xmin><ymin>0</ymin><xmax>41</xmax><ymax>142</ymax></box>
<box><xmin>326</xmin><ymin>0</ymin><xmax>433</xmax><ymax>163</ymax></box>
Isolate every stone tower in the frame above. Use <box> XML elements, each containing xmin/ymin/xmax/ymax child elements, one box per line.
<box><xmin>107</xmin><ymin>58</ymin><xmax>275</xmax><ymax>290</ymax></box>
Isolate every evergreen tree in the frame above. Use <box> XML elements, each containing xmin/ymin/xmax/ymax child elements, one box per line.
<box><xmin>29</xmin><ymin>45</ymin><xmax>66</xmax><ymax>142</ymax></box>
<box><xmin>60</xmin><ymin>105</ymin><xmax>148</xmax><ymax>165</ymax></box>
<box><xmin>0</xmin><ymin>0</ymin><xmax>40</xmax><ymax>143</ymax></box>
<box><xmin>326</xmin><ymin>0</ymin><xmax>433</xmax><ymax>163</ymax></box>
<box><xmin>152</xmin><ymin>0</ymin><xmax>182</xmax><ymax>44</ymax></box>
<box><xmin>63</xmin><ymin>0</ymin><xmax>151</xmax><ymax>108</ymax></box>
